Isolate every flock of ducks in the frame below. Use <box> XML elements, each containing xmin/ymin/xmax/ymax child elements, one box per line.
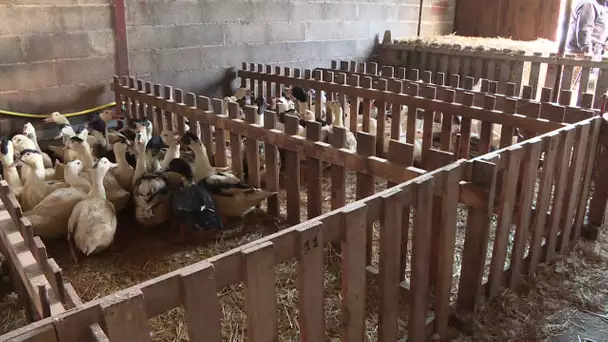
<box><xmin>0</xmin><ymin>81</ymin><xmax>523</xmax><ymax>261</ymax></box>
<box><xmin>0</xmin><ymin>108</ymin><xmax>274</xmax><ymax>261</ymax></box>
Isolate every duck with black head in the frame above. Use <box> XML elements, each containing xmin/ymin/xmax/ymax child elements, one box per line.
<box><xmin>0</xmin><ymin>136</ymin><xmax>23</xmax><ymax>198</ymax></box>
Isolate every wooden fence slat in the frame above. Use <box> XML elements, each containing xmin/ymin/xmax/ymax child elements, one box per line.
<box><xmin>101</xmin><ymin>290</ymin><xmax>151</xmax><ymax>342</ymax></box>
<box><xmin>242</xmin><ymin>241</ymin><xmax>278</xmax><ymax>342</ymax></box>
<box><xmin>330</xmin><ymin>126</ymin><xmax>347</xmax><ymax>211</ymax></box>
<box><xmin>244</xmin><ymin>106</ymin><xmax>261</xmax><ymax>187</ymax></box>
<box><xmin>212</xmin><ymin>98</ymin><xmax>228</xmax><ymax>167</ymax></box>
<box><xmin>296</xmin><ymin>222</ymin><xmax>325</xmax><ymax>342</ymax></box>
<box><xmin>434</xmin><ymin>165</ymin><xmax>461</xmax><ymax>340</ymax></box>
<box><xmin>264</xmin><ymin>110</ymin><xmax>280</xmax><ymax>217</ymax></box>
<box><xmin>457</xmin><ymin>160</ymin><xmax>498</xmax><ymax>314</ymax></box>
<box><xmin>196</xmin><ymin>96</ymin><xmax>215</xmax><ymax>164</ymax></box>
<box><xmin>528</xmin><ymin>133</ymin><xmax>560</xmax><ymax>274</ymax></box>
<box><xmin>378</xmin><ymin>189</ymin><xmax>404</xmax><ymax>342</ymax></box>
<box><xmin>227</xmin><ymin>102</ymin><xmax>244</xmax><ymax>179</ymax></box>
<box><xmin>408</xmin><ymin>178</ymin><xmax>434</xmax><ymax>342</ymax></box>
<box><xmin>546</xmin><ymin>128</ymin><xmax>576</xmax><ymax>261</ymax></box>
<box><xmin>284</xmin><ymin>114</ymin><xmax>301</xmax><ymax>224</ymax></box>
<box><xmin>180</xmin><ymin>261</ymin><xmax>222</xmax><ymax>342</ymax></box>
<box><xmin>559</xmin><ymin>124</ymin><xmax>590</xmax><ymax>252</ymax></box>
<box><xmin>488</xmin><ymin>146</ymin><xmax>523</xmax><ymax>299</ymax></box>
<box><xmin>341</xmin><ymin>203</ymin><xmax>367</xmax><ymax>342</ymax></box>
<box><xmin>509</xmin><ymin>141</ymin><xmax>542</xmax><ymax>289</ymax></box>
<box><xmin>355</xmin><ymin>132</ymin><xmax>376</xmax><ymax>266</ymax></box>
<box><xmin>153</xmin><ymin>84</ymin><xmax>163</xmax><ymax>133</ymax></box>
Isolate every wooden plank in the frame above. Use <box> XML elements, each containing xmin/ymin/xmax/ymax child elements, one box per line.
<box><xmin>546</xmin><ymin>128</ymin><xmax>576</xmax><ymax>262</ymax></box>
<box><xmin>263</xmin><ymin>110</ymin><xmax>280</xmax><ymax>217</ymax></box>
<box><xmin>408</xmin><ymin>178</ymin><xmax>434</xmax><ymax>342</ymax></box>
<box><xmin>174</xmin><ymin>88</ymin><xmax>186</xmax><ymax>134</ymax></box>
<box><xmin>528</xmin><ymin>133</ymin><xmax>560</xmax><ymax>275</ymax></box>
<box><xmin>378</xmin><ymin>189</ymin><xmax>405</xmax><ymax>342</ymax></box>
<box><xmin>242</xmin><ymin>241</ymin><xmax>278</xmax><ymax>342</ymax></box>
<box><xmin>153</xmin><ymin>84</ymin><xmax>163</xmax><ymax>133</ymax></box>
<box><xmin>509</xmin><ymin>141</ymin><xmax>542</xmax><ymax>289</ymax></box>
<box><xmin>244</xmin><ymin>106</ymin><xmax>261</xmax><ymax>187</ymax></box>
<box><xmin>330</xmin><ymin>126</ymin><xmax>347</xmax><ymax>211</ymax></box>
<box><xmin>296</xmin><ymin>222</ymin><xmax>325</xmax><ymax>342</ymax></box>
<box><xmin>478</xmin><ymin>95</ymin><xmax>496</xmax><ymax>154</ymax></box>
<box><xmin>227</xmin><ymin>101</ymin><xmax>244</xmax><ymax>179</ymax></box>
<box><xmin>356</xmin><ymin>133</ymin><xmax>376</xmax><ymax>266</ymax></box>
<box><xmin>181</xmin><ymin>261</ymin><xmax>223</xmax><ymax>342</ymax></box>
<box><xmin>488</xmin><ymin>146</ymin><xmax>523</xmax><ymax>299</ymax></box>
<box><xmin>101</xmin><ymin>290</ymin><xmax>151</xmax><ymax>342</ymax></box>
<box><xmin>434</xmin><ymin>165</ymin><xmax>462</xmax><ymax>340</ymax></box>
<box><xmin>196</xmin><ymin>96</ymin><xmax>215</xmax><ymax>166</ymax></box>
<box><xmin>559</xmin><ymin>124</ymin><xmax>590</xmax><ymax>253</ymax></box>
<box><xmin>212</xmin><ymin>98</ymin><xmax>227</xmax><ymax>167</ymax></box>
<box><xmin>306</xmin><ymin>121</ymin><xmax>322</xmax><ymax>220</ymax></box>
<box><xmin>456</xmin><ymin>160</ymin><xmax>498</xmax><ymax>313</ymax></box>
<box><xmin>573</xmin><ymin>118</ymin><xmax>602</xmax><ymax>240</ymax></box>
<box><xmin>284</xmin><ymin>115</ymin><xmax>301</xmax><ymax>224</ymax></box>
<box><xmin>341</xmin><ymin>204</ymin><xmax>367</xmax><ymax>342</ymax></box>
<box><xmin>163</xmin><ymin>85</ymin><xmax>175</xmax><ymax>131</ymax></box>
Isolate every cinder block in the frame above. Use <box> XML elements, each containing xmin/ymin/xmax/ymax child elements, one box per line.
<box><xmin>175</xmin><ymin>68</ymin><xmax>228</xmax><ymax>96</ymax></box>
<box><xmin>15</xmin><ymin>0</ymin><xmax>77</xmax><ymax>4</ymax></box>
<box><xmin>0</xmin><ymin>6</ymin><xmax>60</xmax><ymax>35</ymax></box>
<box><xmin>57</xmin><ymin>5</ymin><xmax>112</xmax><ymax>32</ymax></box>
<box><xmin>286</xmin><ymin>41</ymin><xmax>324</xmax><ymax>62</ymax></box>
<box><xmin>247</xmin><ymin>43</ymin><xmax>290</xmax><ymax>64</ymax></box>
<box><xmin>399</xmin><ymin>4</ymin><xmax>422</xmax><ymax>22</ymax></box>
<box><xmin>419</xmin><ymin>21</ymin><xmax>454</xmax><ymax>36</ymax></box>
<box><xmin>125</xmin><ymin>1</ymin><xmax>155</xmax><ymax>26</ymax></box>
<box><xmin>201</xmin><ymin>2</ymin><xmax>252</xmax><ymax>23</ymax></box>
<box><xmin>266</xmin><ymin>22</ymin><xmax>305</xmax><ymax>42</ymax></box>
<box><xmin>323</xmin><ymin>3</ymin><xmax>358</xmax><ymax>21</ymax></box>
<box><xmin>306</xmin><ymin>21</ymin><xmax>370</xmax><ymax>41</ymax></box>
<box><xmin>0</xmin><ymin>36</ymin><xmax>24</xmax><ymax>64</ymax></box>
<box><xmin>129</xmin><ymin>50</ymin><xmax>156</xmax><ymax>76</ymax></box>
<box><xmin>355</xmin><ymin>38</ymin><xmax>377</xmax><ymax>58</ymax></box>
<box><xmin>153</xmin><ymin>1</ymin><xmax>203</xmax><ymax>25</ymax></box>
<box><xmin>176</xmin><ymin>24</ymin><xmax>225</xmax><ymax>47</ymax></box>
<box><xmin>253</xmin><ymin>2</ymin><xmax>293</xmax><ymax>22</ymax></box>
<box><xmin>201</xmin><ymin>45</ymin><xmax>248</xmax><ymax>68</ymax></box>
<box><xmin>57</xmin><ymin>56</ymin><xmax>114</xmax><ymax>85</ymax></box>
<box><xmin>23</xmin><ymin>33</ymin><xmax>93</xmax><ymax>62</ymax></box>
<box><xmin>322</xmin><ymin>40</ymin><xmax>357</xmax><ymax>59</ymax></box>
<box><xmin>290</xmin><ymin>2</ymin><xmax>325</xmax><ymax>22</ymax></box>
<box><xmin>372</xmin><ymin>21</ymin><xmax>418</xmax><ymax>39</ymax></box>
<box><xmin>0</xmin><ymin>62</ymin><xmax>59</xmax><ymax>92</ymax></box>
<box><xmin>357</xmin><ymin>4</ymin><xmax>389</xmax><ymax>21</ymax></box>
<box><xmin>156</xmin><ymin>47</ymin><xmax>204</xmax><ymax>73</ymax></box>
<box><xmin>225</xmin><ymin>23</ymin><xmax>266</xmax><ymax>45</ymax></box>
<box><xmin>89</xmin><ymin>30</ymin><xmax>115</xmax><ymax>56</ymax></box>
<box><xmin>127</xmin><ymin>25</ymin><xmax>177</xmax><ymax>50</ymax></box>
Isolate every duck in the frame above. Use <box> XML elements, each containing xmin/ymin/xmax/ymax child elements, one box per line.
<box><xmin>48</xmin><ymin>124</ymin><xmax>88</xmax><ymax>163</ymax></box>
<box><xmin>111</xmin><ymin>138</ymin><xmax>134</xmax><ymax>191</ymax></box>
<box><xmin>66</xmin><ymin>137</ymin><xmax>130</xmax><ymax>212</ymax></box>
<box><xmin>180</xmin><ymin>132</ymin><xmax>275</xmax><ymax>219</ymax></box>
<box><xmin>23</xmin><ymin>159</ymin><xmax>89</xmax><ymax>238</ymax></box>
<box><xmin>43</xmin><ymin>111</ymin><xmax>70</xmax><ymax>126</ymax></box>
<box><xmin>10</xmin><ymin>150</ymin><xmax>68</xmax><ymax>211</ymax></box>
<box><xmin>323</xmin><ymin>101</ymin><xmax>357</xmax><ymax>151</ymax></box>
<box><xmin>0</xmin><ymin>136</ymin><xmax>23</xmax><ymax>199</ymax></box>
<box><xmin>159</xmin><ymin>130</ymin><xmax>180</xmax><ymax>170</ymax></box>
<box><xmin>67</xmin><ymin>157</ymin><xmax>118</xmax><ymax>261</ymax></box>
<box><xmin>132</xmin><ymin>133</ymin><xmax>173</xmax><ymax>227</ymax></box>
<box><xmin>45</xmin><ymin>112</ymin><xmax>99</xmax><ymax>149</ymax></box>
<box><xmin>166</xmin><ymin>158</ymin><xmax>223</xmax><ymax>241</ymax></box>
<box><xmin>22</xmin><ymin>123</ymin><xmax>53</xmax><ymax>167</ymax></box>
<box><xmin>11</xmin><ymin>134</ymin><xmax>56</xmax><ymax>182</ymax></box>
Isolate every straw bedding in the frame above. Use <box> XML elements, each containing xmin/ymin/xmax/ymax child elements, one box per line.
<box><xmin>397</xmin><ymin>34</ymin><xmax>558</xmax><ymax>54</ymax></box>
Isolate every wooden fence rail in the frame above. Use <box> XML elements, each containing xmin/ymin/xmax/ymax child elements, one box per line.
<box><xmin>376</xmin><ymin>30</ymin><xmax>608</xmax><ymax>109</ymax></box>
<box><xmin>1</xmin><ymin>73</ymin><xmax>606</xmax><ymax>341</ymax></box>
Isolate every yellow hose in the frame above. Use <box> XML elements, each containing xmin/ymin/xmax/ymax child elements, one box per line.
<box><xmin>0</xmin><ymin>102</ymin><xmax>119</xmax><ymax>119</ymax></box>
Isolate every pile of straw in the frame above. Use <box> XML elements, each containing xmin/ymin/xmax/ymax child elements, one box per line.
<box><xmin>398</xmin><ymin>34</ymin><xmax>558</xmax><ymax>54</ymax></box>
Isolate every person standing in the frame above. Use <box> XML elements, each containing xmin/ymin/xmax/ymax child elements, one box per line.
<box><xmin>566</xmin><ymin>0</ymin><xmax>608</xmax><ymax>92</ymax></box>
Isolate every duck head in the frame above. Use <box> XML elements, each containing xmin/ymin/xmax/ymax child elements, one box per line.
<box><xmin>10</xmin><ymin>149</ymin><xmax>42</xmax><ymax>169</ymax></box>
<box><xmin>44</xmin><ymin>111</ymin><xmax>69</xmax><ymax>125</ymax></box>
<box><xmin>11</xmin><ymin>134</ymin><xmax>35</xmax><ymax>153</ymax></box>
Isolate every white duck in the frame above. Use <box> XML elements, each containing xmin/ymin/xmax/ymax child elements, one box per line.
<box><xmin>10</xmin><ymin>149</ymin><xmax>68</xmax><ymax>211</ymax></box>
<box><xmin>67</xmin><ymin>157</ymin><xmax>118</xmax><ymax>261</ymax></box>
<box><xmin>324</xmin><ymin>101</ymin><xmax>357</xmax><ymax>152</ymax></box>
<box><xmin>11</xmin><ymin>134</ymin><xmax>55</xmax><ymax>181</ymax></box>
<box><xmin>180</xmin><ymin>132</ymin><xmax>275</xmax><ymax>220</ymax></box>
<box><xmin>0</xmin><ymin>136</ymin><xmax>23</xmax><ymax>199</ymax></box>
<box><xmin>23</xmin><ymin>159</ymin><xmax>89</xmax><ymax>238</ymax></box>
<box><xmin>22</xmin><ymin>122</ymin><xmax>53</xmax><ymax>167</ymax></box>
<box><xmin>112</xmin><ymin>139</ymin><xmax>134</xmax><ymax>191</ymax></box>
<box><xmin>159</xmin><ymin>130</ymin><xmax>180</xmax><ymax>170</ymax></box>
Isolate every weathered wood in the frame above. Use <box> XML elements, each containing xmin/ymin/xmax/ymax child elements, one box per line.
<box><xmin>101</xmin><ymin>290</ymin><xmax>151</xmax><ymax>342</ymax></box>
<box><xmin>355</xmin><ymin>133</ymin><xmax>376</xmax><ymax>266</ymax></box>
<box><xmin>180</xmin><ymin>262</ymin><xmax>222</xmax><ymax>342</ymax></box>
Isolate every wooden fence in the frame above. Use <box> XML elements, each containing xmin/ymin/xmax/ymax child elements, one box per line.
<box><xmin>376</xmin><ymin>30</ymin><xmax>608</xmax><ymax>109</ymax></box>
<box><xmin>1</xmin><ymin>71</ymin><xmax>607</xmax><ymax>341</ymax></box>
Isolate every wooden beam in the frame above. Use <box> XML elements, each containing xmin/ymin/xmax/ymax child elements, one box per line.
<box><xmin>112</xmin><ymin>0</ymin><xmax>129</xmax><ymax>75</ymax></box>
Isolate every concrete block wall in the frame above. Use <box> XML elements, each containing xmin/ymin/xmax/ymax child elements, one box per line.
<box><xmin>0</xmin><ymin>0</ymin><xmax>455</xmax><ymax>115</ymax></box>
<box><xmin>0</xmin><ymin>0</ymin><xmax>115</xmax><ymax>114</ymax></box>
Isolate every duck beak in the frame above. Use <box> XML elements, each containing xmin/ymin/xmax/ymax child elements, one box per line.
<box><xmin>43</xmin><ymin>117</ymin><xmax>54</xmax><ymax>124</ymax></box>
<box><xmin>109</xmin><ymin>162</ymin><xmax>118</xmax><ymax>169</ymax></box>
<box><xmin>8</xmin><ymin>160</ymin><xmax>22</xmax><ymax>168</ymax></box>
<box><xmin>54</xmin><ymin>132</ymin><xmax>64</xmax><ymax>140</ymax></box>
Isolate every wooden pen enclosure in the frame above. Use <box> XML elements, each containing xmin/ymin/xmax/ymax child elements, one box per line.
<box><xmin>1</xmin><ymin>59</ymin><xmax>607</xmax><ymax>341</ymax></box>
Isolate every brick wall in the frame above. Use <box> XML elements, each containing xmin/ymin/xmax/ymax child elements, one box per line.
<box><xmin>0</xmin><ymin>0</ymin><xmax>454</xmax><ymax>115</ymax></box>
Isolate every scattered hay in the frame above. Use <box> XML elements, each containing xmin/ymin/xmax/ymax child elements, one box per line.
<box><xmin>397</xmin><ymin>34</ymin><xmax>558</xmax><ymax>54</ymax></box>
<box><xmin>0</xmin><ymin>293</ymin><xmax>27</xmax><ymax>335</ymax></box>
<box><xmin>451</xmin><ymin>229</ymin><xmax>608</xmax><ymax>340</ymax></box>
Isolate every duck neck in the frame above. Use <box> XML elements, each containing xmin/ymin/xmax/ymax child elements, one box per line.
<box><xmin>1</xmin><ymin>154</ymin><xmax>20</xmax><ymax>184</ymax></box>
<box><xmin>30</xmin><ymin>160</ymin><xmax>46</xmax><ymax>185</ymax></box>
<box><xmin>114</xmin><ymin>149</ymin><xmax>130</xmax><ymax>169</ymax></box>
<box><xmin>89</xmin><ymin>170</ymin><xmax>107</xmax><ymax>199</ymax></box>
<box><xmin>191</xmin><ymin>143</ymin><xmax>213</xmax><ymax>179</ymax></box>
<box><xmin>28</xmin><ymin>133</ymin><xmax>42</xmax><ymax>152</ymax></box>
<box><xmin>133</xmin><ymin>148</ymin><xmax>147</xmax><ymax>183</ymax></box>
<box><xmin>77</xmin><ymin>143</ymin><xmax>95</xmax><ymax>169</ymax></box>
<box><xmin>333</xmin><ymin>108</ymin><xmax>344</xmax><ymax>127</ymax></box>
<box><xmin>65</xmin><ymin>168</ymin><xmax>90</xmax><ymax>189</ymax></box>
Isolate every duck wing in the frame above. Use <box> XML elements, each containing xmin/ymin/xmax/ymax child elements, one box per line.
<box><xmin>203</xmin><ymin>172</ymin><xmax>253</xmax><ymax>196</ymax></box>
<box><xmin>172</xmin><ymin>184</ymin><xmax>223</xmax><ymax>230</ymax></box>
